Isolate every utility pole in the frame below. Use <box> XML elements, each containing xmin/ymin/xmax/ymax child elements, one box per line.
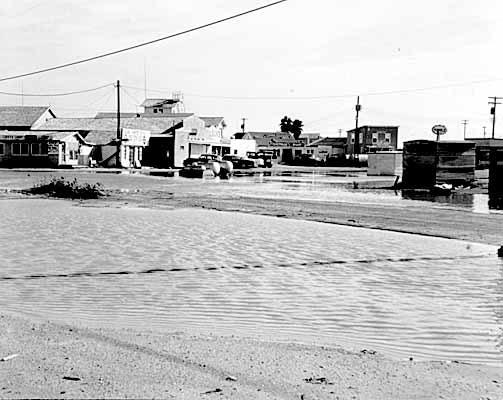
<box><xmin>488</xmin><ymin>96</ymin><xmax>503</xmax><ymax>139</ymax></box>
<box><xmin>462</xmin><ymin>120</ymin><xmax>468</xmax><ymax>139</ymax></box>
<box><xmin>116</xmin><ymin>80</ymin><xmax>121</xmax><ymax>168</ymax></box>
<box><xmin>354</xmin><ymin>96</ymin><xmax>361</xmax><ymax>156</ymax></box>
<box><xmin>241</xmin><ymin>118</ymin><xmax>247</xmax><ymax>134</ymax></box>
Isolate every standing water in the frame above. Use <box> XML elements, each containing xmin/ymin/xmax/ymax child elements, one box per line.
<box><xmin>0</xmin><ymin>199</ymin><xmax>501</xmax><ymax>366</ymax></box>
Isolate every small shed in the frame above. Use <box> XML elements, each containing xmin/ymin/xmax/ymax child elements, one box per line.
<box><xmin>402</xmin><ymin>140</ymin><xmax>476</xmax><ymax>188</ymax></box>
<box><xmin>367</xmin><ymin>151</ymin><xmax>403</xmax><ymax>176</ymax></box>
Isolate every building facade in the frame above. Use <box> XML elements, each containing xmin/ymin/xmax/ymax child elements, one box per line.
<box><xmin>464</xmin><ymin>138</ymin><xmax>503</xmax><ymax>169</ymax></box>
<box><xmin>173</xmin><ymin>116</ymin><xmax>230</xmax><ymax>167</ymax></box>
<box><xmin>346</xmin><ymin>125</ymin><xmax>399</xmax><ymax>154</ymax></box>
<box><xmin>237</xmin><ymin>131</ymin><xmax>308</xmax><ymax>163</ymax></box>
<box><xmin>308</xmin><ymin>137</ymin><xmax>347</xmax><ymax>161</ymax></box>
<box><xmin>0</xmin><ymin>131</ymin><xmax>90</xmax><ymax>168</ymax></box>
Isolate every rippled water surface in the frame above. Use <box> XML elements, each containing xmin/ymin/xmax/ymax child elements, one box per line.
<box><xmin>1</xmin><ymin>199</ymin><xmax>501</xmax><ymax>366</ymax></box>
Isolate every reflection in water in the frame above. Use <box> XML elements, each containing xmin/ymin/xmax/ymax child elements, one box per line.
<box><xmin>402</xmin><ymin>190</ymin><xmax>503</xmax><ymax>213</ymax></box>
<box><xmin>489</xmin><ymin>193</ymin><xmax>503</xmax><ymax>210</ymax></box>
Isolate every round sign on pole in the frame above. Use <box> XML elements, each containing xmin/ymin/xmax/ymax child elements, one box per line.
<box><xmin>432</xmin><ymin>124</ymin><xmax>447</xmax><ymax>141</ymax></box>
<box><xmin>432</xmin><ymin>124</ymin><xmax>447</xmax><ymax>135</ymax></box>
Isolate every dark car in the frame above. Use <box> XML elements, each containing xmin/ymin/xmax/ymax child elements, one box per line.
<box><xmin>183</xmin><ymin>157</ymin><xmax>201</xmax><ymax>167</ymax></box>
<box><xmin>291</xmin><ymin>154</ymin><xmax>323</xmax><ymax>166</ymax></box>
<box><xmin>222</xmin><ymin>155</ymin><xmax>255</xmax><ymax>169</ymax></box>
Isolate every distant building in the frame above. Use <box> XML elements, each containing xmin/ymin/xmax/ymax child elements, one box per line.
<box><xmin>0</xmin><ymin>106</ymin><xmax>56</xmax><ymax>131</ymax></box>
<box><xmin>298</xmin><ymin>132</ymin><xmax>321</xmax><ymax>145</ymax></box>
<box><xmin>0</xmin><ymin>130</ymin><xmax>90</xmax><ymax>168</ymax></box>
<box><xmin>140</xmin><ymin>93</ymin><xmax>185</xmax><ymax>115</ymax></box>
<box><xmin>85</xmin><ymin>129</ymin><xmax>150</xmax><ymax>168</ymax></box>
<box><xmin>172</xmin><ymin>115</ymin><xmax>230</xmax><ymax>167</ymax></box>
<box><xmin>36</xmin><ymin>117</ymin><xmax>176</xmax><ymax>168</ymax></box>
<box><xmin>308</xmin><ymin>137</ymin><xmax>347</xmax><ymax>160</ymax></box>
<box><xmin>346</xmin><ymin>125</ymin><xmax>399</xmax><ymax>154</ymax></box>
<box><xmin>464</xmin><ymin>138</ymin><xmax>503</xmax><ymax>169</ymax></box>
<box><xmin>235</xmin><ymin>131</ymin><xmax>306</xmax><ymax>163</ymax></box>
<box><xmin>402</xmin><ymin>140</ymin><xmax>475</xmax><ymax>188</ymax></box>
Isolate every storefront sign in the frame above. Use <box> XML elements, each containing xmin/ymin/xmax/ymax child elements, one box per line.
<box><xmin>122</xmin><ymin>129</ymin><xmax>151</xmax><ymax>146</ymax></box>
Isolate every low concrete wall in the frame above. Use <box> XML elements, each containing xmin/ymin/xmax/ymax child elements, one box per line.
<box><xmin>367</xmin><ymin>152</ymin><xmax>403</xmax><ymax>176</ymax></box>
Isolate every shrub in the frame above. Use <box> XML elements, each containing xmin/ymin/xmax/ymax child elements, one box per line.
<box><xmin>26</xmin><ymin>177</ymin><xmax>106</xmax><ymax>199</ymax></box>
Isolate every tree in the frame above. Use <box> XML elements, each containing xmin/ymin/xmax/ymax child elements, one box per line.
<box><xmin>280</xmin><ymin>116</ymin><xmax>292</xmax><ymax>132</ymax></box>
<box><xmin>279</xmin><ymin>116</ymin><xmax>303</xmax><ymax>139</ymax></box>
<box><xmin>291</xmin><ymin>119</ymin><xmax>304</xmax><ymax>140</ymax></box>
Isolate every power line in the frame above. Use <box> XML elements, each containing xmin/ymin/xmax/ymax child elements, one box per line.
<box><xmin>123</xmin><ymin>76</ymin><xmax>503</xmax><ymax>101</ymax></box>
<box><xmin>0</xmin><ymin>83</ymin><xmax>113</xmax><ymax>97</ymax></box>
<box><xmin>0</xmin><ymin>0</ymin><xmax>288</xmax><ymax>83</ymax></box>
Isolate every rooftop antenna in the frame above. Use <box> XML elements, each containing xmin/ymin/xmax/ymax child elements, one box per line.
<box><xmin>143</xmin><ymin>57</ymin><xmax>147</xmax><ymax>100</ymax></box>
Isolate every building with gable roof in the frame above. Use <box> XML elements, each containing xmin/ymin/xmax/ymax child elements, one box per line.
<box><xmin>0</xmin><ymin>106</ymin><xmax>56</xmax><ymax>131</ymax></box>
<box><xmin>0</xmin><ymin>130</ymin><xmax>91</xmax><ymax>168</ymax></box>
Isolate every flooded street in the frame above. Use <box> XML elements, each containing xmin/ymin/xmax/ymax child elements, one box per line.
<box><xmin>1</xmin><ymin>198</ymin><xmax>501</xmax><ymax>366</ymax></box>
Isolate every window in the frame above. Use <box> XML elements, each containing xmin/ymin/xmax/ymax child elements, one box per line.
<box><xmin>0</xmin><ymin>143</ymin><xmax>4</xmax><ymax>155</ymax></box>
<box><xmin>234</xmin><ymin>149</ymin><xmax>238</xmax><ymax>155</ymax></box>
<box><xmin>12</xmin><ymin>143</ymin><xmax>29</xmax><ymax>155</ymax></box>
<box><xmin>180</xmin><ymin>145</ymin><xmax>184</xmax><ymax>150</ymax></box>
<box><xmin>189</xmin><ymin>129</ymin><xmax>197</xmax><ymax>136</ymax></box>
<box><xmin>31</xmin><ymin>143</ymin><xmax>48</xmax><ymax>155</ymax></box>
<box><xmin>153</xmin><ymin>108</ymin><xmax>158</xmax><ymax>113</ymax></box>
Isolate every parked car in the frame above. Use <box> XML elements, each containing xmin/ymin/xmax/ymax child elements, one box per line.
<box><xmin>222</xmin><ymin>155</ymin><xmax>255</xmax><ymax>169</ymax></box>
<box><xmin>181</xmin><ymin>154</ymin><xmax>232</xmax><ymax>178</ymax></box>
<box><xmin>291</xmin><ymin>154</ymin><xmax>323</xmax><ymax>166</ymax></box>
<box><xmin>183</xmin><ymin>157</ymin><xmax>200</xmax><ymax>167</ymax></box>
<box><xmin>246</xmin><ymin>151</ymin><xmax>273</xmax><ymax>168</ymax></box>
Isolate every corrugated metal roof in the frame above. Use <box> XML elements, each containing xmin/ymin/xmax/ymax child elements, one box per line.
<box><xmin>37</xmin><ymin>117</ymin><xmax>181</xmax><ymax>135</ymax></box>
<box><xmin>95</xmin><ymin>112</ymin><xmax>140</xmax><ymax>119</ymax></box>
<box><xmin>0</xmin><ymin>106</ymin><xmax>53</xmax><ymax>128</ymax></box>
<box><xmin>84</xmin><ymin>130</ymin><xmax>118</xmax><ymax>145</ymax></box>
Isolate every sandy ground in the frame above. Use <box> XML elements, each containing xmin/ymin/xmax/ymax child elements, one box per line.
<box><xmin>1</xmin><ymin>312</ymin><xmax>502</xmax><ymax>400</ymax></box>
<box><xmin>1</xmin><ymin>169</ymin><xmax>503</xmax><ymax>398</ymax></box>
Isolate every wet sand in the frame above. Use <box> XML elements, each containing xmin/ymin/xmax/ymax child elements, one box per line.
<box><xmin>1</xmin><ymin>170</ymin><xmax>503</xmax><ymax>398</ymax></box>
<box><xmin>1</xmin><ymin>312</ymin><xmax>502</xmax><ymax>399</ymax></box>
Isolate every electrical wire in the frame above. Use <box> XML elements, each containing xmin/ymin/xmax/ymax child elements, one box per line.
<box><xmin>0</xmin><ymin>0</ymin><xmax>288</xmax><ymax>83</ymax></box>
<box><xmin>123</xmin><ymin>77</ymin><xmax>503</xmax><ymax>100</ymax></box>
<box><xmin>0</xmin><ymin>83</ymin><xmax>113</xmax><ymax>97</ymax></box>
<box><xmin>120</xmin><ymin>87</ymin><xmax>141</xmax><ymax>107</ymax></box>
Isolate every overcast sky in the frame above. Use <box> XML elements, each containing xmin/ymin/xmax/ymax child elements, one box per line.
<box><xmin>1</xmin><ymin>0</ymin><xmax>503</xmax><ymax>143</ymax></box>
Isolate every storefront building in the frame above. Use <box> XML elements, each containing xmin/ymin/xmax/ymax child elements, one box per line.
<box><xmin>0</xmin><ymin>131</ymin><xmax>90</xmax><ymax>168</ymax></box>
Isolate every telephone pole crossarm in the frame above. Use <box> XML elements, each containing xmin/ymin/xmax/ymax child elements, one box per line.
<box><xmin>488</xmin><ymin>96</ymin><xmax>503</xmax><ymax>139</ymax></box>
